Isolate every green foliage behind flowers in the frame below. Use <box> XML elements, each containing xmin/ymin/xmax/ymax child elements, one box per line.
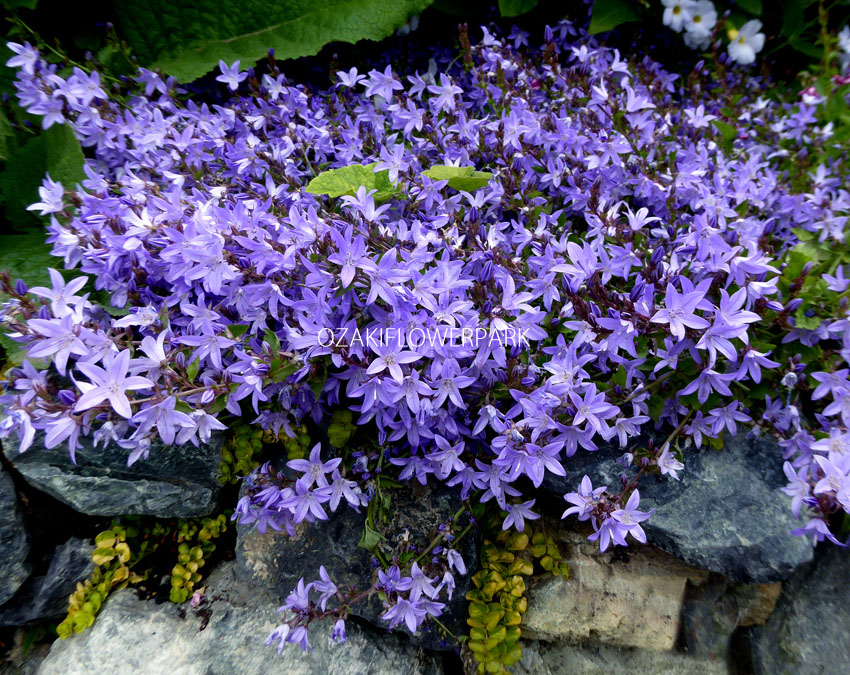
<box><xmin>218</xmin><ymin>423</ymin><xmax>264</xmax><ymax>484</ymax></box>
<box><xmin>57</xmin><ymin>513</ymin><xmax>229</xmax><ymax>638</ymax></box>
<box><xmin>465</xmin><ymin>512</ymin><xmax>568</xmax><ymax>674</ymax></box>
<box><xmin>169</xmin><ymin>514</ymin><xmax>228</xmax><ymax>603</ymax></box>
<box><xmin>112</xmin><ymin>0</ymin><xmax>435</xmax><ymax>82</ymax></box>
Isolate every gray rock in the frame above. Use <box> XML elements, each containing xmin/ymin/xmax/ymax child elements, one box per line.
<box><xmin>746</xmin><ymin>545</ymin><xmax>850</xmax><ymax>675</ymax></box>
<box><xmin>515</xmin><ymin>640</ymin><xmax>728</xmax><ymax>675</ymax></box>
<box><xmin>0</xmin><ymin>537</ymin><xmax>95</xmax><ymax>626</ymax></box>
<box><xmin>0</xmin><ymin>467</ymin><xmax>30</xmax><ymax>606</ymax></box>
<box><xmin>542</xmin><ymin>432</ymin><xmax>813</xmax><ymax>582</ymax></box>
<box><xmin>38</xmin><ymin>562</ymin><xmax>440</xmax><ymax>675</ymax></box>
<box><xmin>236</xmin><ymin>481</ymin><xmax>476</xmax><ymax>651</ymax></box>
<box><xmin>680</xmin><ymin>576</ymin><xmax>781</xmax><ymax>659</ymax></box>
<box><xmin>522</xmin><ymin>528</ymin><xmax>707</xmax><ymax>650</ymax></box>
<box><xmin>9</xmin><ymin>434</ymin><xmax>224</xmax><ymax>517</ymax></box>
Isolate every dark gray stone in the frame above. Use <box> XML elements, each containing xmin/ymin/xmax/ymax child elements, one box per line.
<box><xmin>515</xmin><ymin>640</ymin><xmax>728</xmax><ymax>675</ymax></box>
<box><xmin>236</xmin><ymin>481</ymin><xmax>477</xmax><ymax>651</ymax></box>
<box><xmin>0</xmin><ymin>467</ymin><xmax>30</xmax><ymax>606</ymax></box>
<box><xmin>38</xmin><ymin>562</ymin><xmax>440</xmax><ymax>675</ymax></box>
<box><xmin>0</xmin><ymin>537</ymin><xmax>95</xmax><ymax>626</ymax></box>
<box><xmin>680</xmin><ymin>575</ymin><xmax>781</xmax><ymax>659</ymax></box>
<box><xmin>541</xmin><ymin>432</ymin><xmax>813</xmax><ymax>582</ymax></box>
<box><xmin>9</xmin><ymin>434</ymin><xmax>224</xmax><ymax>517</ymax></box>
<box><xmin>746</xmin><ymin>546</ymin><xmax>850</xmax><ymax>675</ymax></box>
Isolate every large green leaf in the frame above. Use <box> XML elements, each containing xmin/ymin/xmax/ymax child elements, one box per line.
<box><xmin>736</xmin><ymin>0</ymin><xmax>762</xmax><ymax>14</ymax></box>
<box><xmin>588</xmin><ymin>0</ymin><xmax>641</xmax><ymax>35</ymax></box>
<box><xmin>113</xmin><ymin>0</ymin><xmax>434</xmax><ymax>82</ymax></box>
<box><xmin>0</xmin><ymin>132</ymin><xmax>47</xmax><ymax>228</ymax></box>
<box><xmin>0</xmin><ymin>230</ymin><xmax>57</xmax><ymax>361</ymax></box>
<box><xmin>0</xmin><ymin>122</ymin><xmax>85</xmax><ymax>227</ymax></box>
<box><xmin>498</xmin><ymin>0</ymin><xmax>538</xmax><ymax>17</ymax></box>
<box><xmin>44</xmin><ymin>123</ymin><xmax>86</xmax><ymax>191</ymax></box>
<box><xmin>305</xmin><ymin>162</ymin><xmax>395</xmax><ymax>199</ymax></box>
<box><xmin>422</xmin><ymin>165</ymin><xmax>493</xmax><ymax>191</ymax></box>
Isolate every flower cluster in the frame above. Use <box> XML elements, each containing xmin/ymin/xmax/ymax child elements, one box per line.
<box><xmin>265</xmin><ymin>551</ymin><xmax>466</xmax><ymax>652</ymax></box>
<box><xmin>1</xmin><ymin>13</ymin><xmax>850</xmax><ymax>650</ymax></box>
<box><xmin>661</xmin><ymin>0</ymin><xmax>765</xmax><ymax>65</ymax></box>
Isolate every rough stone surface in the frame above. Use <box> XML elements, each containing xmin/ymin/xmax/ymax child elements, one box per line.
<box><xmin>515</xmin><ymin>640</ymin><xmax>728</xmax><ymax>675</ymax></box>
<box><xmin>236</xmin><ymin>481</ymin><xmax>476</xmax><ymax>650</ymax></box>
<box><xmin>0</xmin><ymin>537</ymin><xmax>95</xmax><ymax>626</ymax></box>
<box><xmin>746</xmin><ymin>546</ymin><xmax>850</xmax><ymax>674</ymax></box>
<box><xmin>37</xmin><ymin>562</ymin><xmax>439</xmax><ymax>675</ymax></box>
<box><xmin>522</xmin><ymin>530</ymin><xmax>706</xmax><ymax>650</ymax></box>
<box><xmin>542</xmin><ymin>432</ymin><xmax>813</xmax><ymax>582</ymax></box>
<box><xmin>0</xmin><ymin>467</ymin><xmax>30</xmax><ymax>606</ymax></box>
<box><xmin>9</xmin><ymin>434</ymin><xmax>224</xmax><ymax>517</ymax></box>
<box><xmin>680</xmin><ymin>576</ymin><xmax>781</xmax><ymax>659</ymax></box>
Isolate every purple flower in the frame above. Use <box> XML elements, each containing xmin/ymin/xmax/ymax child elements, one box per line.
<box><xmin>287</xmin><ymin>443</ymin><xmax>342</xmax><ymax>489</ymax></box>
<box><xmin>570</xmin><ymin>386</ymin><xmax>618</xmax><ymax>435</ymax></box>
<box><xmin>215</xmin><ymin>60</ymin><xmax>247</xmax><ymax>91</ymax></box>
<box><xmin>657</xmin><ymin>444</ymin><xmax>684</xmax><ymax>480</ymax></box>
<box><xmin>651</xmin><ymin>285</ymin><xmax>711</xmax><ymax>341</ymax></box>
<box><xmin>378</xmin><ymin>565</ymin><xmax>413</xmax><ymax>593</ymax></box>
<box><xmin>502</xmin><ymin>499</ymin><xmax>540</xmax><ymax>532</ymax></box>
<box><xmin>824</xmin><ymin>266</ymin><xmax>850</xmax><ymax>293</ymax></box>
<box><xmin>74</xmin><ymin>350</ymin><xmax>154</xmax><ymax>419</ymax></box>
<box><xmin>331</xmin><ymin>619</ymin><xmax>347</xmax><ymax>644</ymax></box>
<box><xmin>562</xmin><ymin>475</ymin><xmax>606</xmax><ymax>521</ymax></box>
<box><xmin>382</xmin><ymin>598</ymin><xmax>427</xmax><ymax>633</ymax></box>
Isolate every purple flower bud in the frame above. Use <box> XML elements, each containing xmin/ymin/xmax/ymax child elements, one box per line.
<box><xmin>544</xmin><ymin>25</ymin><xmax>554</xmax><ymax>43</ymax></box>
<box><xmin>14</xmin><ymin>279</ymin><xmax>27</xmax><ymax>295</ymax></box>
<box><xmin>650</xmin><ymin>246</ymin><xmax>664</xmax><ymax>266</ymax></box>
<box><xmin>766</xmin><ymin>300</ymin><xmax>784</xmax><ymax>311</ymax></box>
<box><xmin>802</xmin><ymin>262</ymin><xmax>814</xmax><ymax>276</ymax></box>
<box><xmin>200</xmin><ymin>388</ymin><xmax>215</xmax><ymax>405</ymax></box>
<box><xmin>480</xmin><ymin>261</ymin><xmax>494</xmax><ymax>282</ymax></box>
<box><xmin>631</xmin><ymin>280</ymin><xmax>645</xmax><ymax>302</ymax></box>
<box><xmin>57</xmin><ymin>389</ymin><xmax>76</xmax><ymax>405</ymax></box>
<box><xmin>785</xmin><ymin>298</ymin><xmax>803</xmax><ymax>312</ymax></box>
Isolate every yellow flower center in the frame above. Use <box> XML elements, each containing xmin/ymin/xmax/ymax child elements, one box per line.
<box><xmin>727</xmin><ymin>28</ymin><xmax>739</xmax><ymax>41</ymax></box>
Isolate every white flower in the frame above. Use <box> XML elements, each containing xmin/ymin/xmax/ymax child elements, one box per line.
<box><xmin>728</xmin><ymin>20</ymin><xmax>765</xmax><ymax>65</ymax></box>
<box><xmin>657</xmin><ymin>443</ymin><xmax>685</xmax><ymax>480</ymax></box>
<box><xmin>838</xmin><ymin>26</ymin><xmax>850</xmax><ymax>71</ymax></box>
<box><xmin>662</xmin><ymin>0</ymin><xmax>696</xmax><ymax>33</ymax></box>
<box><xmin>684</xmin><ymin>1</ymin><xmax>717</xmax><ymax>40</ymax></box>
<box><xmin>839</xmin><ymin>25</ymin><xmax>850</xmax><ymax>54</ymax></box>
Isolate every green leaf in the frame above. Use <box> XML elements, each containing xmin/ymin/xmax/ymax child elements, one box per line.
<box><xmin>0</xmin><ymin>133</ymin><xmax>47</xmax><ymax>228</ymax></box>
<box><xmin>113</xmin><ymin>0</ymin><xmax>434</xmax><ymax>82</ymax></box>
<box><xmin>788</xmin><ymin>38</ymin><xmax>822</xmax><ymax>59</ymax></box>
<box><xmin>305</xmin><ymin>162</ymin><xmax>395</xmax><ymax>199</ymax></box>
<box><xmin>0</xmin><ymin>110</ymin><xmax>14</xmax><ymax>163</ymax></box>
<box><xmin>44</xmin><ymin>124</ymin><xmax>86</xmax><ymax>191</ymax></box>
<box><xmin>736</xmin><ymin>0</ymin><xmax>762</xmax><ymax>14</ymax></box>
<box><xmin>780</xmin><ymin>0</ymin><xmax>805</xmax><ymax>38</ymax></box>
<box><xmin>357</xmin><ymin>523</ymin><xmax>385</xmax><ymax>550</ymax></box>
<box><xmin>227</xmin><ymin>323</ymin><xmax>250</xmax><ymax>338</ymax></box>
<box><xmin>186</xmin><ymin>357</ymin><xmax>200</xmax><ymax>383</ymax></box>
<box><xmin>498</xmin><ymin>0</ymin><xmax>538</xmax><ymax>17</ymax></box>
<box><xmin>795</xmin><ymin>306</ymin><xmax>822</xmax><ymax>330</ymax></box>
<box><xmin>588</xmin><ymin>0</ymin><xmax>641</xmax><ymax>34</ymax></box>
<box><xmin>2</xmin><ymin>0</ymin><xmax>39</xmax><ymax>9</ymax></box>
<box><xmin>422</xmin><ymin>165</ymin><xmax>493</xmax><ymax>191</ymax></box>
<box><xmin>791</xmin><ymin>227</ymin><xmax>814</xmax><ymax>242</ymax></box>
<box><xmin>712</xmin><ymin>120</ymin><xmax>737</xmax><ymax>147</ymax></box>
